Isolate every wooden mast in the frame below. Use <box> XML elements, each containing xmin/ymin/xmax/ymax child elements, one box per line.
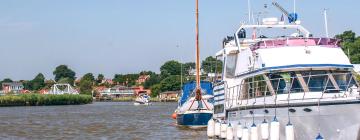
<box><xmin>195</xmin><ymin>0</ymin><xmax>202</xmax><ymax>101</ymax></box>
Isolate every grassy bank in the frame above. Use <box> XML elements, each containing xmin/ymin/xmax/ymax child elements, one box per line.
<box><xmin>0</xmin><ymin>94</ymin><xmax>93</xmax><ymax>107</ymax></box>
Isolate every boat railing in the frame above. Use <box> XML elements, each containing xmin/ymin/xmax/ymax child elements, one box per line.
<box><xmin>250</xmin><ymin>38</ymin><xmax>341</xmax><ymax>51</ymax></box>
<box><xmin>224</xmin><ymin>72</ymin><xmax>358</xmax><ymax>108</ymax></box>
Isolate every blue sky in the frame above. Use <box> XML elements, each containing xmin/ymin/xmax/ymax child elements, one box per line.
<box><xmin>0</xmin><ymin>0</ymin><xmax>359</xmax><ymax>80</ymax></box>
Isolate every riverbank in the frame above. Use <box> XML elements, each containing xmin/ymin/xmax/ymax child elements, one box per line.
<box><xmin>0</xmin><ymin>94</ymin><xmax>93</xmax><ymax>107</ymax></box>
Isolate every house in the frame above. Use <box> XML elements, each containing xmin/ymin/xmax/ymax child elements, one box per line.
<box><xmin>100</xmin><ymin>85</ymin><xmax>135</xmax><ymax>98</ymax></box>
<box><xmin>1</xmin><ymin>82</ymin><xmax>24</xmax><ymax>93</ymax></box>
<box><xmin>136</xmin><ymin>75</ymin><xmax>150</xmax><ymax>85</ymax></box>
<box><xmin>158</xmin><ymin>91</ymin><xmax>180</xmax><ymax>101</ymax></box>
<box><xmin>132</xmin><ymin>86</ymin><xmax>151</xmax><ymax>96</ymax></box>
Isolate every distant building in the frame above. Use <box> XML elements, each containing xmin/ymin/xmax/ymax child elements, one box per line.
<box><xmin>132</xmin><ymin>86</ymin><xmax>151</xmax><ymax>96</ymax></box>
<box><xmin>101</xmin><ymin>79</ymin><xmax>114</xmax><ymax>85</ymax></box>
<box><xmin>158</xmin><ymin>91</ymin><xmax>180</xmax><ymax>101</ymax></box>
<box><xmin>1</xmin><ymin>82</ymin><xmax>24</xmax><ymax>94</ymax></box>
<box><xmin>100</xmin><ymin>85</ymin><xmax>135</xmax><ymax>98</ymax></box>
<box><xmin>136</xmin><ymin>75</ymin><xmax>150</xmax><ymax>85</ymax></box>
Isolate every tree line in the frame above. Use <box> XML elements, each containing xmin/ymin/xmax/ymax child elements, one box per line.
<box><xmin>1</xmin><ymin>30</ymin><xmax>357</xmax><ymax>97</ymax></box>
<box><xmin>0</xmin><ymin>56</ymin><xmax>222</xmax><ymax>97</ymax></box>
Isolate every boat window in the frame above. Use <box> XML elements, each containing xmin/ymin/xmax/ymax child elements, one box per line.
<box><xmin>268</xmin><ymin>73</ymin><xmax>287</xmax><ymax>94</ymax></box>
<box><xmin>300</xmin><ymin>70</ymin><xmax>353</xmax><ymax>92</ymax></box>
<box><xmin>241</xmin><ymin>76</ymin><xmax>272</xmax><ymax>99</ymax></box>
<box><xmin>225</xmin><ymin>54</ymin><xmax>237</xmax><ymax>78</ymax></box>
<box><xmin>333</xmin><ymin>73</ymin><xmax>357</xmax><ymax>90</ymax></box>
<box><xmin>214</xmin><ymin>104</ymin><xmax>224</xmax><ymax>114</ymax></box>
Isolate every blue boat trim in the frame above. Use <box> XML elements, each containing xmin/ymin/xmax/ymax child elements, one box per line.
<box><xmin>214</xmin><ymin>93</ymin><xmax>225</xmax><ymax>97</ymax></box>
<box><xmin>235</xmin><ymin>64</ymin><xmax>353</xmax><ymax>78</ymax></box>
<box><xmin>176</xmin><ymin>112</ymin><xmax>213</xmax><ymax>126</ymax></box>
<box><xmin>214</xmin><ymin>88</ymin><xmax>225</xmax><ymax>92</ymax></box>
<box><xmin>215</xmin><ymin>99</ymin><xmax>225</xmax><ymax>102</ymax></box>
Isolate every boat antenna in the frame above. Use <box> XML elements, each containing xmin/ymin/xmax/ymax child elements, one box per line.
<box><xmin>293</xmin><ymin>0</ymin><xmax>296</xmax><ymax>14</ymax></box>
<box><xmin>247</xmin><ymin>0</ymin><xmax>251</xmax><ymax>23</ymax></box>
<box><xmin>195</xmin><ymin>0</ymin><xmax>202</xmax><ymax>101</ymax></box>
<box><xmin>177</xmin><ymin>45</ymin><xmax>183</xmax><ymax>89</ymax></box>
<box><xmin>323</xmin><ymin>9</ymin><xmax>329</xmax><ymax>38</ymax></box>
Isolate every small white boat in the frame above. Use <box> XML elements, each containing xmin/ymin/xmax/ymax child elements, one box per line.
<box><xmin>134</xmin><ymin>94</ymin><xmax>151</xmax><ymax>106</ymax></box>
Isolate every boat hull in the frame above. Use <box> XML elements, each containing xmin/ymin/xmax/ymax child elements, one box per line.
<box><xmin>133</xmin><ymin>102</ymin><xmax>150</xmax><ymax>106</ymax></box>
<box><xmin>227</xmin><ymin>103</ymin><xmax>360</xmax><ymax>140</ymax></box>
<box><xmin>177</xmin><ymin>112</ymin><xmax>212</xmax><ymax>128</ymax></box>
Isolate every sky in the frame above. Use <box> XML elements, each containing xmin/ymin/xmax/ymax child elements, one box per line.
<box><xmin>0</xmin><ymin>0</ymin><xmax>359</xmax><ymax>80</ymax></box>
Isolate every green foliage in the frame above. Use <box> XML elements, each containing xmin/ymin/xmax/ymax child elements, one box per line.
<box><xmin>82</xmin><ymin>73</ymin><xmax>95</xmax><ymax>82</ymax></box>
<box><xmin>150</xmin><ymin>84</ymin><xmax>161</xmax><ymax>98</ymax></box>
<box><xmin>143</xmin><ymin>74</ymin><xmax>161</xmax><ymax>89</ymax></box>
<box><xmin>58</xmin><ymin>77</ymin><xmax>73</xmax><ymax>84</ymax></box>
<box><xmin>96</xmin><ymin>74</ymin><xmax>105</xmax><ymax>85</ymax></box>
<box><xmin>159</xmin><ymin>75</ymin><xmax>182</xmax><ymax>92</ymax></box>
<box><xmin>335</xmin><ymin>30</ymin><xmax>360</xmax><ymax>63</ymax></box>
<box><xmin>79</xmin><ymin>73</ymin><xmax>95</xmax><ymax>96</ymax></box>
<box><xmin>183</xmin><ymin>62</ymin><xmax>195</xmax><ymax>75</ymax></box>
<box><xmin>201</xmin><ymin>56</ymin><xmax>223</xmax><ymax>74</ymax></box>
<box><xmin>113</xmin><ymin>74</ymin><xmax>139</xmax><ymax>86</ymax></box>
<box><xmin>53</xmin><ymin>65</ymin><xmax>76</xmax><ymax>84</ymax></box>
<box><xmin>0</xmin><ymin>94</ymin><xmax>92</xmax><ymax>106</ymax></box>
<box><xmin>139</xmin><ymin>71</ymin><xmax>156</xmax><ymax>75</ymax></box>
<box><xmin>31</xmin><ymin>73</ymin><xmax>46</xmax><ymax>90</ymax></box>
<box><xmin>44</xmin><ymin>80</ymin><xmax>56</xmax><ymax>90</ymax></box>
<box><xmin>160</xmin><ymin>60</ymin><xmax>181</xmax><ymax>77</ymax></box>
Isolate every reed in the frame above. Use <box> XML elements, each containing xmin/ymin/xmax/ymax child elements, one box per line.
<box><xmin>0</xmin><ymin>94</ymin><xmax>93</xmax><ymax>107</ymax></box>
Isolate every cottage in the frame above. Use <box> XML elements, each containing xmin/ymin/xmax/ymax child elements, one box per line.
<box><xmin>100</xmin><ymin>85</ymin><xmax>135</xmax><ymax>98</ymax></box>
<box><xmin>158</xmin><ymin>91</ymin><xmax>180</xmax><ymax>101</ymax></box>
<box><xmin>1</xmin><ymin>82</ymin><xmax>24</xmax><ymax>93</ymax></box>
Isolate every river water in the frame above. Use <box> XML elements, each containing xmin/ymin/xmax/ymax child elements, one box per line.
<box><xmin>0</xmin><ymin>102</ymin><xmax>207</xmax><ymax>140</ymax></box>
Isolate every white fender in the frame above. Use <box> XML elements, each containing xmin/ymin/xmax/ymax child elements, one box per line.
<box><xmin>207</xmin><ymin>119</ymin><xmax>215</xmax><ymax>138</ymax></box>
<box><xmin>285</xmin><ymin>123</ymin><xmax>295</xmax><ymax>140</ymax></box>
<box><xmin>221</xmin><ymin>122</ymin><xmax>227</xmax><ymax>139</ymax></box>
<box><xmin>226</xmin><ymin>123</ymin><xmax>234</xmax><ymax>140</ymax></box>
<box><xmin>236</xmin><ymin>123</ymin><xmax>243</xmax><ymax>139</ymax></box>
<box><xmin>261</xmin><ymin>120</ymin><xmax>269</xmax><ymax>140</ymax></box>
<box><xmin>250</xmin><ymin>124</ymin><xmax>258</xmax><ymax>140</ymax></box>
<box><xmin>215</xmin><ymin>121</ymin><xmax>221</xmax><ymax>137</ymax></box>
<box><xmin>242</xmin><ymin>127</ymin><xmax>249</xmax><ymax>140</ymax></box>
<box><xmin>270</xmin><ymin>117</ymin><xmax>280</xmax><ymax>140</ymax></box>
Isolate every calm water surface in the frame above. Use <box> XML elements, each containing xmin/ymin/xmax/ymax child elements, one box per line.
<box><xmin>0</xmin><ymin>102</ymin><xmax>207</xmax><ymax>140</ymax></box>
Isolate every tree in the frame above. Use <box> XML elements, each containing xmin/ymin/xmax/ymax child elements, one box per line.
<box><xmin>335</xmin><ymin>31</ymin><xmax>360</xmax><ymax>63</ymax></box>
<box><xmin>150</xmin><ymin>84</ymin><xmax>161</xmax><ymax>98</ymax></box>
<box><xmin>82</xmin><ymin>73</ymin><xmax>95</xmax><ymax>83</ymax></box>
<box><xmin>53</xmin><ymin>65</ymin><xmax>76</xmax><ymax>84</ymax></box>
<box><xmin>79</xmin><ymin>73</ymin><xmax>95</xmax><ymax>95</ymax></box>
<box><xmin>201</xmin><ymin>56</ymin><xmax>223</xmax><ymax>74</ymax></box>
<box><xmin>113</xmin><ymin>74</ymin><xmax>139</xmax><ymax>86</ymax></box>
<box><xmin>160</xmin><ymin>60</ymin><xmax>182</xmax><ymax>78</ymax></box>
<box><xmin>31</xmin><ymin>73</ymin><xmax>45</xmax><ymax>90</ymax></box>
<box><xmin>159</xmin><ymin>75</ymin><xmax>182</xmax><ymax>92</ymax></box>
<box><xmin>183</xmin><ymin>62</ymin><xmax>195</xmax><ymax>75</ymax></box>
<box><xmin>58</xmin><ymin>77</ymin><xmax>73</xmax><ymax>84</ymax></box>
<box><xmin>96</xmin><ymin>74</ymin><xmax>105</xmax><ymax>85</ymax></box>
<box><xmin>143</xmin><ymin>73</ymin><xmax>161</xmax><ymax>89</ymax></box>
